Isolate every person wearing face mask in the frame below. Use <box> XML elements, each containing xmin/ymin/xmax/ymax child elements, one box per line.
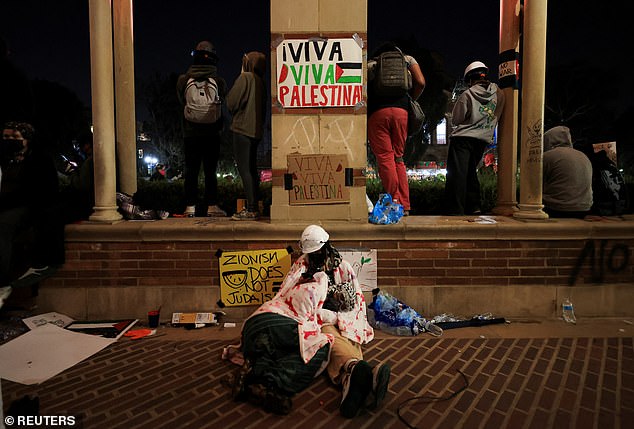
<box><xmin>227</xmin><ymin>51</ymin><xmax>267</xmax><ymax>221</ymax></box>
<box><xmin>1</xmin><ymin>121</ymin><xmax>63</xmax><ymax>292</ymax></box>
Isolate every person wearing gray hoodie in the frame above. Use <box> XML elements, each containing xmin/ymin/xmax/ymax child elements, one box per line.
<box><xmin>444</xmin><ymin>61</ymin><xmax>504</xmax><ymax>215</ymax></box>
<box><xmin>227</xmin><ymin>51</ymin><xmax>267</xmax><ymax>221</ymax></box>
<box><xmin>542</xmin><ymin>125</ymin><xmax>593</xmax><ymax>218</ymax></box>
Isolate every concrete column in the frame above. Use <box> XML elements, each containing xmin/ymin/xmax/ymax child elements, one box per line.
<box><xmin>514</xmin><ymin>0</ymin><xmax>548</xmax><ymax>220</ymax></box>
<box><xmin>269</xmin><ymin>0</ymin><xmax>368</xmax><ymax>223</ymax></box>
<box><xmin>492</xmin><ymin>0</ymin><xmax>521</xmax><ymax>216</ymax></box>
<box><xmin>88</xmin><ymin>0</ymin><xmax>122</xmax><ymax>222</ymax></box>
<box><xmin>113</xmin><ymin>0</ymin><xmax>137</xmax><ymax>195</ymax></box>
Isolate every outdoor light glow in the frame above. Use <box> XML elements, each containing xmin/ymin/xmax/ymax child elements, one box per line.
<box><xmin>144</xmin><ymin>156</ymin><xmax>158</xmax><ymax>165</ymax></box>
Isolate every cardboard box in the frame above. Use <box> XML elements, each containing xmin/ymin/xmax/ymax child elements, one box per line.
<box><xmin>171</xmin><ymin>312</ymin><xmax>216</xmax><ymax>325</ymax></box>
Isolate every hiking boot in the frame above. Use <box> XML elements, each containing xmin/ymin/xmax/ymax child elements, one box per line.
<box><xmin>231</xmin><ymin>209</ymin><xmax>259</xmax><ymax>221</ymax></box>
<box><xmin>230</xmin><ymin>362</ymin><xmax>252</xmax><ymax>402</ymax></box>
<box><xmin>340</xmin><ymin>360</ymin><xmax>372</xmax><ymax>418</ymax></box>
<box><xmin>184</xmin><ymin>205</ymin><xmax>196</xmax><ymax>218</ymax></box>
<box><xmin>246</xmin><ymin>383</ymin><xmax>292</xmax><ymax>415</ymax></box>
<box><xmin>207</xmin><ymin>205</ymin><xmax>227</xmax><ymax>217</ymax></box>
<box><xmin>367</xmin><ymin>363</ymin><xmax>391</xmax><ymax>410</ymax></box>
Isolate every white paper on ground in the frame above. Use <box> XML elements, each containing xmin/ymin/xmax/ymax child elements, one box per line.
<box><xmin>0</xmin><ymin>324</ymin><xmax>115</xmax><ymax>385</ymax></box>
<box><xmin>22</xmin><ymin>312</ymin><xmax>74</xmax><ymax>330</ymax></box>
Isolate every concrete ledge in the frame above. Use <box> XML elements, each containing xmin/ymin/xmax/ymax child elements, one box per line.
<box><xmin>65</xmin><ymin>214</ymin><xmax>634</xmax><ymax>242</ymax></box>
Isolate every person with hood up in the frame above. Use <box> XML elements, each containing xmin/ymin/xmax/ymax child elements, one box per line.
<box><xmin>444</xmin><ymin>61</ymin><xmax>505</xmax><ymax>215</ymax></box>
<box><xmin>227</xmin><ymin>225</ymin><xmax>389</xmax><ymax>418</ymax></box>
<box><xmin>227</xmin><ymin>51</ymin><xmax>267</xmax><ymax>221</ymax></box>
<box><xmin>542</xmin><ymin>125</ymin><xmax>593</xmax><ymax>218</ymax></box>
<box><xmin>176</xmin><ymin>40</ymin><xmax>227</xmax><ymax>218</ymax></box>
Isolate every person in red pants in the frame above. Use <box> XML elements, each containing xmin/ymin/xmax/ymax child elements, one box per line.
<box><xmin>367</xmin><ymin>42</ymin><xmax>425</xmax><ymax>215</ymax></box>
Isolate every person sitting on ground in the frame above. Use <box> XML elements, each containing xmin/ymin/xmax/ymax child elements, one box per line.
<box><xmin>231</xmin><ymin>225</ymin><xmax>389</xmax><ymax>418</ymax></box>
<box><xmin>542</xmin><ymin>125</ymin><xmax>593</xmax><ymax>218</ymax></box>
<box><xmin>0</xmin><ymin>121</ymin><xmax>64</xmax><ymax>290</ymax></box>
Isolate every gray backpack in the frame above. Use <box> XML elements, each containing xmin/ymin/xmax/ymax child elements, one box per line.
<box><xmin>183</xmin><ymin>77</ymin><xmax>221</xmax><ymax>124</ymax></box>
<box><xmin>370</xmin><ymin>48</ymin><xmax>412</xmax><ymax>97</ymax></box>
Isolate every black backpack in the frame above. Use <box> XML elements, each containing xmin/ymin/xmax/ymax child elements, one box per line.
<box><xmin>370</xmin><ymin>48</ymin><xmax>411</xmax><ymax>97</ymax></box>
<box><xmin>591</xmin><ymin>152</ymin><xmax>629</xmax><ymax>215</ymax></box>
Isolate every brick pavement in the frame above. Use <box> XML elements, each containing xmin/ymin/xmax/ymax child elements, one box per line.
<box><xmin>2</xmin><ymin>324</ymin><xmax>633</xmax><ymax>429</ymax></box>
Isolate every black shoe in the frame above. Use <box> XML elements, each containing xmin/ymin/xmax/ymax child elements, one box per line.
<box><xmin>11</xmin><ymin>266</ymin><xmax>58</xmax><ymax>288</ymax></box>
<box><xmin>340</xmin><ymin>360</ymin><xmax>372</xmax><ymax>418</ymax></box>
<box><xmin>367</xmin><ymin>363</ymin><xmax>391</xmax><ymax>410</ymax></box>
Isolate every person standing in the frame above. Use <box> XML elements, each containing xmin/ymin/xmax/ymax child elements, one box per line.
<box><xmin>367</xmin><ymin>42</ymin><xmax>425</xmax><ymax>216</ymax></box>
<box><xmin>176</xmin><ymin>40</ymin><xmax>227</xmax><ymax>217</ymax></box>
<box><xmin>542</xmin><ymin>125</ymin><xmax>593</xmax><ymax>218</ymax></box>
<box><xmin>227</xmin><ymin>51</ymin><xmax>267</xmax><ymax>221</ymax></box>
<box><xmin>1</xmin><ymin>121</ymin><xmax>63</xmax><ymax>288</ymax></box>
<box><xmin>444</xmin><ymin>61</ymin><xmax>504</xmax><ymax>215</ymax></box>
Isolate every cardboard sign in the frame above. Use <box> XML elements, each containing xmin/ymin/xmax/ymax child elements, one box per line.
<box><xmin>340</xmin><ymin>249</ymin><xmax>377</xmax><ymax>292</ymax></box>
<box><xmin>218</xmin><ymin>248</ymin><xmax>291</xmax><ymax>307</ymax></box>
<box><xmin>287</xmin><ymin>154</ymin><xmax>349</xmax><ymax>205</ymax></box>
<box><xmin>276</xmin><ymin>38</ymin><xmax>363</xmax><ymax>108</ymax></box>
<box><xmin>592</xmin><ymin>141</ymin><xmax>617</xmax><ymax>165</ymax></box>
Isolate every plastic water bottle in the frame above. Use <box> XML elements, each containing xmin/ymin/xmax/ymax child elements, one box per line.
<box><xmin>562</xmin><ymin>298</ymin><xmax>576</xmax><ymax>324</ymax></box>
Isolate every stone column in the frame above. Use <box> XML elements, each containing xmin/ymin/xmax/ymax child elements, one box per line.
<box><xmin>492</xmin><ymin>0</ymin><xmax>521</xmax><ymax>216</ymax></box>
<box><xmin>113</xmin><ymin>0</ymin><xmax>137</xmax><ymax>196</ymax></box>
<box><xmin>88</xmin><ymin>0</ymin><xmax>122</xmax><ymax>222</ymax></box>
<box><xmin>514</xmin><ymin>0</ymin><xmax>548</xmax><ymax>220</ymax></box>
<box><xmin>269</xmin><ymin>0</ymin><xmax>368</xmax><ymax>223</ymax></box>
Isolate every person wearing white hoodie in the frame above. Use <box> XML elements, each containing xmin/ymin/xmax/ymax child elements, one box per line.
<box><xmin>542</xmin><ymin>125</ymin><xmax>593</xmax><ymax>218</ymax></box>
<box><xmin>444</xmin><ymin>61</ymin><xmax>504</xmax><ymax>215</ymax></box>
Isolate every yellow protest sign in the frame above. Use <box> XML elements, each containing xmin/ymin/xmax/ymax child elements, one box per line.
<box><xmin>218</xmin><ymin>248</ymin><xmax>292</xmax><ymax>307</ymax></box>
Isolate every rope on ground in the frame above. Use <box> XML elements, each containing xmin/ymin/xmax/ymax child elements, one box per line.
<box><xmin>396</xmin><ymin>368</ymin><xmax>470</xmax><ymax>429</ymax></box>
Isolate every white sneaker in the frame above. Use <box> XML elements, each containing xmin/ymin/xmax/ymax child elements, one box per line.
<box><xmin>0</xmin><ymin>286</ymin><xmax>12</xmax><ymax>309</ymax></box>
<box><xmin>184</xmin><ymin>206</ymin><xmax>196</xmax><ymax>217</ymax></box>
<box><xmin>207</xmin><ymin>205</ymin><xmax>227</xmax><ymax>217</ymax></box>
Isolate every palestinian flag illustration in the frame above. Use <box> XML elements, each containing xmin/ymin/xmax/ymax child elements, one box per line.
<box><xmin>336</xmin><ymin>62</ymin><xmax>362</xmax><ymax>83</ymax></box>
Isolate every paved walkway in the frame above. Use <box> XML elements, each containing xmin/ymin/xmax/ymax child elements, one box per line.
<box><xmin>2</xmin><ymin>319</ymin><xmax>633</xmax><ymax>429</ymax></box>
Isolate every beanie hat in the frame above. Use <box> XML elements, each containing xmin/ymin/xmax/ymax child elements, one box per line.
<box><xmin>191</xmin><ymin>40</ymin><xmax>218</xmax><ymax>60</ymax></box>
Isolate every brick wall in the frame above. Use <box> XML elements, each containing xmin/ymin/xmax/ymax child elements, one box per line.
<box><xmin>39</xmin><ymin>232</ymin><xmax>634</xmax><ymax>321</ymax></box>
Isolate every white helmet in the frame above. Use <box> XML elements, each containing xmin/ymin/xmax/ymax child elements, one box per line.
<box><xmin>464</xmin><ymin>61</ymin><xmax>488</xmax><ymax>79</ymax></box>
<box><xmin>299</xmin><ymin>225</ymin><xmax>329</xmax><ymax>254</ymax></box>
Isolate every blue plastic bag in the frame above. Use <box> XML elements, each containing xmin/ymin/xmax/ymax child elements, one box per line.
<box><xmin>369</xmin><ymin>290</ymin><xmax>443</xmax><ymax>336</ymax></box>
<box><xmin>368</xmin><ymin>193</ymin><xmax>404</xmax><ymax>225</ymax></box>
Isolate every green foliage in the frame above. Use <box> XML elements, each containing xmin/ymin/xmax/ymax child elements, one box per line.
<box><xmin>367</xmin><ymin>169</ymin><xmax>499</xmax><ymax>215</ymax></box>
<box><xmin>132</xmin><ymin>177</ymin><xmax>272</xmax><ymax>217</ymax></box>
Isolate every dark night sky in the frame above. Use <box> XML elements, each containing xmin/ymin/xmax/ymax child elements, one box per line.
<box><xmin>1</xmin><ymin>0</ymin><xmax>632</xmax><ymax>131</ymax></box>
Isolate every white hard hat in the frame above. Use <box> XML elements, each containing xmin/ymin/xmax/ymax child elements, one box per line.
<box><xmin>464</xmin><ymin>61</ymin><xmax>488</xmax><ymax>79</ymax></box>
<box><xmin>299</xmin><ymin>225</ymin><xmax>329</xmax><ymax>254</ymax></box>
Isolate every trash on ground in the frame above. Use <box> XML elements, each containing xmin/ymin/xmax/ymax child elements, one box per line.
<box><xmin>368</xmin><ymin>289</ymin><xmax>442</xmax><ymax>336</ymax></box>
<box><xmin>431</xmin><ymin>313</ymin><xmax>506</xmax><ymax>330</ymax></box>
<box><xmin>171</xmin><ymin>312</ymin><xmax>218</xmax><ymax>328</ymax></box>
<box><xmin>22</xmin><ymin>312</ymin><xmax>74</xmax><ymax>330</ymax></box>
<box><xmin>124</xmin><ymin>328</ymin><xmax>158</xmax><ymax>340</ymax></box>
<box><xmin>65</xmin><ymin>319</ymin><xmax>138</xmax><ymax>340</ymax></box>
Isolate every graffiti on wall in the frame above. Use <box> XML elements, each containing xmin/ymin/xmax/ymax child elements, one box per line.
<box><xmin>569</xmin><ymin>240</ymin><xmax>630</xmax><ymax>285</ymax></box>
